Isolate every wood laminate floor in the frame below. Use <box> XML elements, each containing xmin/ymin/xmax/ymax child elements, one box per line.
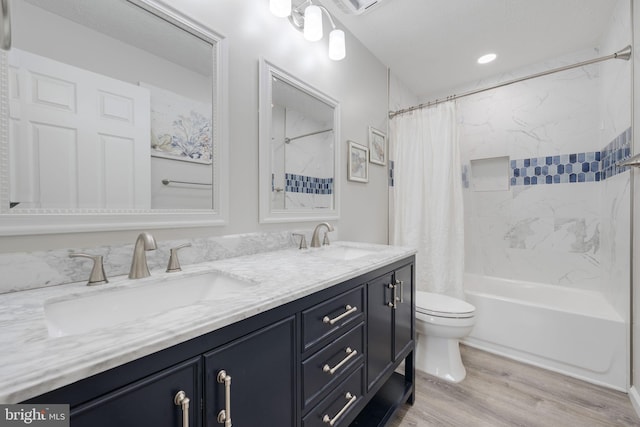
<box><xmin>390</xmin><ymin>345</ymin><xmax>640</xmax><ymax>427</ymax></box>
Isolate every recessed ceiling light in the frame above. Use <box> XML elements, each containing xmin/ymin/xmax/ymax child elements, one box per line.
<box><xmin>477</xmin><ymin>53</ymin><xmax>497</xmax><ymax>64</ymax></box>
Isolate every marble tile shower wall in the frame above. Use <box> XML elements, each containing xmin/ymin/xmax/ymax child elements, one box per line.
<box><xmin>0</xmin><ymin>231</ymin><xmax>301</xmax><ymax>294</ymax></box>
<box><xmin>457</xmin><ymin>43</ymin><xmax>632</xmax><ymax>293</ymax></box>
<box><xmin>509</xmin><ymin>128</ymin><xmax>631</xmax><ymax>186</ymax></box>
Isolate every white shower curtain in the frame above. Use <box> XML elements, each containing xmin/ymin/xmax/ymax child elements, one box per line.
<box><xmin>390</xmin><ymin>102</ymin><xmax>465</xmax><ymax>299</ymax></box>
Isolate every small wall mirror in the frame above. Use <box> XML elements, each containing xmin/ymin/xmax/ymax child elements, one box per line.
<box><xmin>259</xmin><ymin>59</ymin><xmax>340</xmax><ymax>223</ymax></box>
<box><xmin>0</xmin><ymin>0</ymin><xmax>228</xmax><ymax>235</ymax></box>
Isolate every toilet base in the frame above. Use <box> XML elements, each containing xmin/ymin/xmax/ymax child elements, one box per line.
<box><xmin>415</xmin><ymin>333</ymin><xmax>466</xmax><ymax>383</ymax></box>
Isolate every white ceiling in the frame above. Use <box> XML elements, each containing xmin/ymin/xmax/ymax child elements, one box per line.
<box><xmin>319</xmin><ymin>0</ymin><xmax>619</xmax><ymax>100</ymax></box>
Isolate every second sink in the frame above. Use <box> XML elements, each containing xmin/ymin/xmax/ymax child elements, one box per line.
<box><xmin>310</xmin><ymin>245</ymin><xmax>378</xmax><ymax>261</ymax></box>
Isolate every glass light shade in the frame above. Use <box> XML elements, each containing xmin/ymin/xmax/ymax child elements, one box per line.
<box><xmin>304</xmin><ymin>5</ymin><xmax>323</xmax><ymax>42</ymax></box>
<box><xmin>270</xmin><ymin>0</ymin><xmax>291</xmax><ymax>17</ymax></box>
<box><xmin>329</xmin><ymin>29</ymin><xmax>346</xmax><ymax>60</ymax></box>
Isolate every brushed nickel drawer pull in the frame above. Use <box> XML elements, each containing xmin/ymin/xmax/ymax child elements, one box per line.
<box><xmin>396</xmin><ymin>279</ymin><xmax>404</xmax><ymax>303</ymax></box>
<box><xmin>216</xmin><ymin>370</ymin><xmax>232</xmax><ymax>427</ymax></box>
<box><xmin>323</xmin><ymin>305</ymin><xmax>357</xmax><ymax>325</ymax></box>
<box><xmin>322</xmin><ymin>392</ymin><xmax>357</xmax><ymax>425</ymax></box>
<box><xmin>174</xmin><ymin>391</ymin><xmax>190</xmax><ymax>427</ymax></box>
<box><xmin>323</xmin><ymin>347</ymin><xmax>358</xmax><ymax>375</ymax></box>
<box><xmin>386</xmin><ymin>283</ymin><xmax>397</xmax><ymax>309</ymax></box>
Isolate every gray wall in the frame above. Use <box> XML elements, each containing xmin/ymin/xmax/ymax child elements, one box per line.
<box><xmin>1</xmin><ymin>0</ymin><xmax>390</xmax><ymax>252</ymax></box>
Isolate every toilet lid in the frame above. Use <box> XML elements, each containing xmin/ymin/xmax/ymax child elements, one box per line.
<box><xmin>415</xmin><ymin>291</ymin><xmax>475</xmax><ymax>318</ymax></box>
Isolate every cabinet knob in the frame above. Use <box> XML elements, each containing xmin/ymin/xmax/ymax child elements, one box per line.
<box><xmin>174</xmin><ymin>391</ymin><xmax>190</xmax><ymax>427</ymax></box>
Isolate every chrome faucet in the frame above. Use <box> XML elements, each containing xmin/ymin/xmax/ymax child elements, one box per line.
<box><xmin>310</xmin><ymin>222</ymin><xmax>334</xmax><ymax>248</ymax></box>
<box><xmin>129</xmin><ymin>232</ymin><xmax>157</xmax><ymax>279</ymax></box>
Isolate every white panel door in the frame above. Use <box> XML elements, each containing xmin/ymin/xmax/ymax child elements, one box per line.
<box><xmin>8</xmin><ymin>49</ymin><xmax>151</xmax><ymax>209</ymax></box>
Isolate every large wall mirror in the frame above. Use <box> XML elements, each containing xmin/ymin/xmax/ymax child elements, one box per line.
<box><xmin>0</xmin><ymin>0</ymin><xmax>229</xmax><ymax>235</ymax></box>
<box><xmin>259</xmin><ymin>59</ymin><xmax>340</xmax><ymax>223</ymax></box>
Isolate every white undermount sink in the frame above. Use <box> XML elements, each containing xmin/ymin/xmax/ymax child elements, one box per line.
<box><xmin>311</xmin><ymin>245</ymin><xmax>378</xmax><ymax>261</ymax></box>
<box><xmin>44</xmin><ymin>272</ymin><xmax>254</xmax><ymax>337</ymax></box>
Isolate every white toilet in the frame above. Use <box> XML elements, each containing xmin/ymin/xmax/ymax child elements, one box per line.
<box><xmin>415</xmin><ymin>291</ymin><xmax>476</xmax><ymax>382</ymax></box>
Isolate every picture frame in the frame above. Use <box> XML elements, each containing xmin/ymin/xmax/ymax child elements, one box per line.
<box><xmin>141</xmin><ymin>82</ymin><xmax>213</xmax><ymax>165</ymax></box>
<box><xmin>348</xmin><ymin>141</ymin><xmax>369</xmax><ymax>183</ymax></box>
<box><xmin>368</xmin><ymin>126</ymin><xmax>387</xmax><ymax>166</ymax></box>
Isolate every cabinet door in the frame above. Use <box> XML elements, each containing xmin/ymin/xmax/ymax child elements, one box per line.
<box><xmin>71</xmin><ymin>357</ymin><xmax>201</xmax><ymax>427</ymax></box>
<box><xmin>204</xmin><ymin>317</ymin><xmax>295</xmax><ymax>427</ymax></box>
<box><xmin>394</xmin><ymin>263</ymin><xmax>414</xmax><ymax>360</ymax></box>
<box><xmin>366</xmin><ymin>272</ymin><xmax>394</xmax><ymax>391</ymax></box>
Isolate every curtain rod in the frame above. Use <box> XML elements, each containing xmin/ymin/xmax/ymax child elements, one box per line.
<box><xmin>388</xmin><ymin>45</ymin><xmax>632</xmax><ymax>119</ymax></box>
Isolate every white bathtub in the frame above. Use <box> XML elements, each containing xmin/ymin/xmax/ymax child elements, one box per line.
<box><xmin>462</xmin><ymin>274</ymin><xmax>627</xmax><ymax>391</ymax></box>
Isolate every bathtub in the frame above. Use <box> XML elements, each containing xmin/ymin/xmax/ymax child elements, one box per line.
<box><xmin>462</xmin><ymin>274</ymin><xmax>627</xmax><ymax>391</ymax></box>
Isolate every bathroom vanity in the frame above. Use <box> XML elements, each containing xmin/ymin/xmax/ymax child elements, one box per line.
<box><xmin>1</xmin><ymin>242</ymin><xmax>415</xmax><ymax>427</ymax></box>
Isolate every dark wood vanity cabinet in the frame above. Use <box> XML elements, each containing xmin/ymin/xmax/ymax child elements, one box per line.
<box><xmin>204</xmin><ymin>317</ymin><xmax>296</xmax><ymax>427</ymax></box>
<box><xmin>70</xmin><ymin>357</ymin><xmax>201</xmax><ymax>427</ymax></box>
<box><xmin>26</xmin><ymin>256</ymin><xmax>415</xmax><ymax>427</ymax></box>
<box><xmin>366</xmin><ymin>263</ymin><xmax>414</xmax><ymax>391</ymax></box>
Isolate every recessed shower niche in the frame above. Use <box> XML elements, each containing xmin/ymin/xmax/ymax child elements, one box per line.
<box><xmin>469</xmin><ymin>156</ymin><xmax>510</xmax><ymax>191</ymax></box>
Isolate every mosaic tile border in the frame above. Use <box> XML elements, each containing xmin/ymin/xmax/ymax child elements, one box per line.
<box><xmin>510</xmin><ymin>127</ymin><xmax>631</xmax><ymax>186</ymax></box>
<box><xmin>284</xmin><ymin>173</ymin><xmax>333</xmax><ymax>194</ymax></box>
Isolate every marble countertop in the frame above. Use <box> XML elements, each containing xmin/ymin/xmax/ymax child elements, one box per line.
<box><xmin>0</xmin><ymin>241</ymin><xmax>415</xmax><ymax>403</ymax></box>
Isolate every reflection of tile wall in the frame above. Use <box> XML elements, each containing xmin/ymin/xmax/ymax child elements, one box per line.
<box><xmin>509</xmin><ymin>127</ymin><xmax>631</xmax><ymax>186</ymax></box>
<box><xmin>284</xmin><ymin>173</ymin><xmax>333</xmax><ymax>194</ymax></box>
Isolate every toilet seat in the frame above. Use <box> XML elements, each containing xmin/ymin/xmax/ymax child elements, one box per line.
<box><xmin>416</xmin><ymin>291</ymin><xmax>475</xmax><ymax>319</ymax></box>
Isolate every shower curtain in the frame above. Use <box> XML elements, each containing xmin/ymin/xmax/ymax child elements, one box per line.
<box><xmin>390</xmin><ymin>102</ymin><xmax>465</xmax><ymax>299</ymax></box>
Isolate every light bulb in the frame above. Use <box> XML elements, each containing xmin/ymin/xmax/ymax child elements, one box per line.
<box><xmin>304</xmin><ymin>5</ymin><xmax>323</xmax><ymax>42</ymax></box>
<box><xmin>329</xmin><ymin>29</ymin><xmax>345</xmax><ymax>60</ymax></box>
<box><xmin>270</xmin><ymin>0</ymin><xmax>291</xmax><ymax>18</ymax></box>
<box><xmin>477</xmin><ymin>53</ymin><xmax>497</xmax><ymax>64</ymax></box>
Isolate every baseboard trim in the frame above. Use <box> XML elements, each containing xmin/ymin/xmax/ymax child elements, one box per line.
<box><xmin>629</xmin><ymin>386</ymin><xmax>640</xmax><ymax>418</ymax></box>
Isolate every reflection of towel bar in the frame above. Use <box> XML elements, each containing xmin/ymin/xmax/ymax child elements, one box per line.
<box><xmin>162</xmin><ymin>179</ymin><xmax>212</xmax><ymax>186</ymax></box>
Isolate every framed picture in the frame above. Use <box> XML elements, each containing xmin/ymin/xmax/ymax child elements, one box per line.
<box><xmin>141</xmin><ymin>82</ymin><xmax>213</xmax><ymax>164</ymax></box>
<box><xmin>368</xmin><ymin>126</ymin><xmax>386</xmax><ymax>166</ymax></box>
<box><xmin>348</xmin><ymin>141</ymin><xmax>369</xmax><ymax>183</ymax></box>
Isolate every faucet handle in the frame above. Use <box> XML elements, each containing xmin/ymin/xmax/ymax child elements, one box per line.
<box><xmin>166</xmin><ymin>243</ymin><xmax>192</xmax><ymax>273</ymax></box>
<box><xmin>292</xmin><ymin>233</ymin><xmax>308</xmax><ymax>250</ymax></box>
<box><xmin>69</xmin><ymin>253</ymin><xmax>109</xmax><ymax>286</ymax></box>
<box><xmin>322</xmin><ymin>232</ymin><xmax>331</xmax><ymax>246</ymax></box>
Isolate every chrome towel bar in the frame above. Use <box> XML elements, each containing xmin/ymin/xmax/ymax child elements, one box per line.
<box><xmin>162</xmin><ymin>179</ymin><xmax>212</xmax><ymax>186</ymax></box>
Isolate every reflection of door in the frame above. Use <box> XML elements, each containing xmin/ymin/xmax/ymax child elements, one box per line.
<box><xmin>9</xmin><ymin>49</ymin><xmax>151</xmax><ymax>209</ymax></box>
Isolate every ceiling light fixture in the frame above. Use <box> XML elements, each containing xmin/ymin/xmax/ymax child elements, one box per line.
<box><xmin>477</xmin><ymin>53</ymin><xmax>497</xmax><ymax>64</ymax></box>
<box><xmin>270</xmin><ymin>0</ymin><xmax>292</xmax><ymax>17</ymax></box>
<box><xmin>270</xmin><ymin>0</ymin><xmax>346</xmax><ymax>61</ymax></box>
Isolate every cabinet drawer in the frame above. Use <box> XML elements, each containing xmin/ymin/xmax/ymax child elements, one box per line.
<box><xmin>302</xmin><ymin>286</ymin><xmax>364</xmax><ymax>352</ymax></box>
<box><xmin>303</xmin><ymin>365</ymin><xmax>364</xmax><ymax>427</ymax></box>
<box><xmin>302</xmin><ymin>324</ymin><xmax>364</xmax><ymax>410</ymax></box>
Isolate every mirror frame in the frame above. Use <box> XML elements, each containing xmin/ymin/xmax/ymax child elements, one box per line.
<box><xmin>258</xmin><ymin>58</ymin><xmax>340</xmax><ymax>223</ymax></box>
<box><xmin>0</xmin><ymin>0</ymin><xmax>229</xmax><ymax>236</ymax></box>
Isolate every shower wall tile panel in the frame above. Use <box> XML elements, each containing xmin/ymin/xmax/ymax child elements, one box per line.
<box><xmin>456</xmin><ymin>37</ymin><xmax>631</xmax><ymax>297</ymax></box>
<box><xmin>508</xmin><ymin>127</ymin><xmax>631</xmax><ymax>186</ymax></box>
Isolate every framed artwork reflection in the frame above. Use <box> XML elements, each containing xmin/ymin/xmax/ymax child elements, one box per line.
<box><xmin>348</xmin><ymin>141</ymin><xmax>369</xmax><ymax>183</ymax></box>
<box><xmin>368</xmin><ymin>126</ymin><xmax>386</xmax><ymax>166</ymax></box>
